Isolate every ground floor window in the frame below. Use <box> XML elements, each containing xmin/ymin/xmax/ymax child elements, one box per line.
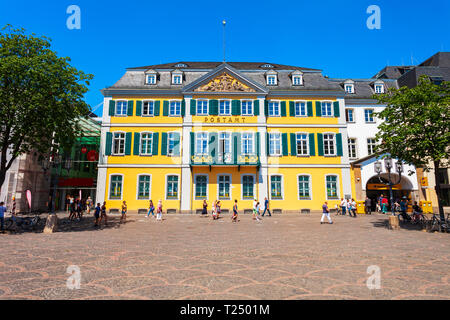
<box><xmin>166</xmin><ymin>175</ymin><xmax>179</xmax><ymax>199</ymax></box>
<box><xmin>326</xmin><ymin>175</ymin><xmax>339</xmax><ymax>199</ymax></box>
<box><xmin>298</xmin><ymin>175</ymin><xmax>310</xmax><ymax>199</ymax></box>
<box><xmin>138</xmin><ymin>175</ymin><xmax>151</xmax><ymax>199</ymax></box>
<box><xmin>195</xmin><ymin>175</ymin><xmax>207</xmax><ymax>199</ymax></box>
<box><xmin>218</xmin><ymin>175</ymin><xmax>231</xmax><ymax>199</ymax></box>
<box><xmin>109</xmin><ymin>175</ymin><xmax>123</xmax><ymax>199</ymax></box>
<box><xmin>242</xmin><ymin>175</ymin><xmax>254</xmax><ymax>199</ymax></box>
<box><xmin>270</xmin><ymin>175</ymin><xmax>283</xmax><ymax>199</ymax></box>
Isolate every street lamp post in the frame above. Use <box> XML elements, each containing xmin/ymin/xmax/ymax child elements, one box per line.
<box><xmin>374</xmin><ymin>157</ymin><xmax>404</xmax><ymax>215</ymax></box>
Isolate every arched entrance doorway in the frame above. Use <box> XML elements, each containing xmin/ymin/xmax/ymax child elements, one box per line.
<box><xmin>366</xmin><ymin>173</ymin><xmax>414</xmax><ymax>211</ymax></box>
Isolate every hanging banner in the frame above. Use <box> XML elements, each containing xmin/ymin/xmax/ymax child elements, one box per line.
<box><xmin>26</xmin><ymin>190</ymin><xmax>32</xmax><ymax>209</ymax></box>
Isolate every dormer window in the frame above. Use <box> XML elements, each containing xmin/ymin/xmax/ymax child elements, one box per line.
<box><xmin>267</xmin><ymin>75</ymin><xmax>277</xmax><ymax>86</ymax></box>
<box><xmin>172</xmin><ymin>74</ymin><xmax>183</xmax><ymax>85</ymax></box>
<box><xmin>374</xmin><ymin>83</ymin><xmax>384</xmax><ymax>94</ymax></box>
<box><xmin>146</xmin><ymin>74</ymin><xmax>156</xmax><ymax>85</ymax></box>
<box><xmin>261</xmin><ymin>64</ymin><xmax>274</xmax><ymax>68</ymax></box>
<box><xmin>345</xmin><ymin>84</ymin><xmax>354</xmax><ymax>94</ymax></box>
<box><xmin>292</xmin><ymin>75</ymin><xmax>303</xmax><ymax>86</ymax></box>
<box><xmin>174</xmin><ymin>63</ymin><xmax>187</xmax><ymax>68</ymax></box>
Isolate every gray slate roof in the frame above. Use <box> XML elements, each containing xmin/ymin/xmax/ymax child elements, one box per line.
<box><xmin>328</xmin><ymin>78</ymin><xmax>398</xmax><ymax>100</ymax></box>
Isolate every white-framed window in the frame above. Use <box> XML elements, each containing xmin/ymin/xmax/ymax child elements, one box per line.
<box><xmin>292</xmin><ymin>75</ymin><xmax>303</xmax><ymax>86</ymax></box>
<box><xmin>375</xmin><ymin>84</ymin><xmax>384</xmax><ymax>94</ymax></box>
<box><xmin>195</xmin><ymin>132</ymin><xmax>208</xmax><ymax>155</ymax></box>
<box><xmin>197</xmin><ymin>100</ymin><xmax>208</xmax><ymax>115</ymax></box>
<box><xmin>364</xmin><ymin>109</ymin><xmax>375</xmax><ymax>123</ymax></box>
<box><xmin>169</xmin><ymin>100</ymin><xmax>181</xmax><ymax>116</ymax></box>
<box><xmin>109</xmin><ymin>174</ymin><xmax>123</xmax><ymax>200</ymax></box>
<box><xmin>345</xmin><ymin>84</ymin><xmax>354</xmax><ymax>94</ymax></box>
<box><xmin>167</xmin><ymin>132</ymin><xmax>176</xmax><ymax>156</ymax></box>
<box><xmin>267</xmin><ymin>75</ymin><xmax>277</xmax><ymax>85</ymax></box>
<box><xmin>218</xmin><ymin>132</ymin><xmax>231</xmax><ymax>162</ymax></box>
<box><xmin>269</xmin><ymin>133</ymin><xmax>282</xmax><ymax>156</ymax></box>
<box><xmin>140</xmin><ymin>132</ymin><xmax>153</xmax><ymax>155</ymax></box>
<box><xmin>326</xmin><ymin>175</ymin><xmax>339</xmax><ymax>200</ymax></box>
<box><xmin>241</xmin><ymin>132</ymin><xmax>254</xmax><ymax>155</ymax></box>
<box><xmin>298</xmin><ymin>175</ymin><xmax>311</xmax><ymax>200</ymax></box>
<box><xmin>268</xmin><ymin>101</ymin><xmax>280</xmax><ymax>117</ymax></box>
<box><xmin>241</xmin><ymin>100</ymin><xmax>253</xmax><ymax>116</ymax></box>
<box><xmin>115</xmin><ymin>101</ymin><xmax>128</xmax><ymax>116</ymax></box>
<box><xmin>137</xmin><ymin>174</ymin><xmax>151</xmax><ymax>200</ymax></box>
<box><xmin>296</xmin><ymin>133</ymin><xmax>309</xmax><ymax>156</ymax></box>
<box><xmin>219</xmin><ymin>100</ymin><xmax>231</xmax><ymax>115</ymax></box>
<box><xmin>321</xmin><ymin>101</ymin><xmax>333</xmax><ymax>117</ymax></box>
<box><xmin>142</xmin><ymin>101</ymin><xmax>155</xmax><ymax>116</ymax></box>
<box><xmin>270</xmin><ymin>175</ymin><xmax>283</xmax><ymax>200</ymax></box>
<box><xmin>218</xmin><ymin>175</ymin><xmax>231</xmax><ymax>200</ymax></box>
<box><xmin>172</xmin><ymin>74</ymin><xmax>182</xmax><ymax>85</ymax></box>
<box><xmin>345</xmin><ymin>109</ymin><xmax>354</xmax><ymax>122</ymax></box>
<box><xmin>146</xmin><ymin>74</ymin><xmax>156</xmax><ymax>85</ymax></box>
<box><xmin>295</xmin><ymin>101</ymin><xmax>307</xmax><ymax>117</ymax></box>
<box><xmin>323</xmin><ymin>133</ymin><xmax>336</xmax><ymax>156</ymax></box>
<box><xmin>112</xmin><ymin>132</ymin><xmax>125</xmax><ymax>155</ymax></box>
<box><xmin>166</xmin><ymin>175</ymin><xmax>179</xmax><ymax>199</ymax></box>
<box><xmin>242</xmin><ymin>175</ymin><xmax>255</xmax><ymax>200</ymax></box>
<box><xmin>348</xmin><ymin>138</ymin><xmax>357</xmax><ymax>159</ymax></box>
<box><xmin>194</xmin><ymin>174</ymin><xmax>208</xmax><ymax>199</ymax></box>
<box><xmin>367</xmin><ymin>138</ymin><xmax>377</xmax><ymax>155</ymax></box>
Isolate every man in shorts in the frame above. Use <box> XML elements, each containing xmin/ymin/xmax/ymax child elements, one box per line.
<box><xmin>94</xmin><ymin>203</ymin><xmax>101</xmax><ymax>227</ymax></box>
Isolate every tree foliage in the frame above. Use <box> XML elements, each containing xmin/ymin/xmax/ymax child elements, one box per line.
<box><xmin>0</xmin><ymin>25</ymin><xmax>93</xmax><ymax>189</ymax></box>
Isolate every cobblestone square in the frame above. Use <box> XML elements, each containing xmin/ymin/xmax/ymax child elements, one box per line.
<box><xmin>0</xmin><ymin>213</ymin><xmax>449</xmax><ymax>300</ymax></box>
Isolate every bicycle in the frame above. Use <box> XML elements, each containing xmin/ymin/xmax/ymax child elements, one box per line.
<box><xmin>428</xmin><ymin>213</ymin><xmax>450</xmax><ymax>233</ymax></box>
<box><xmin>5</xmin><ymin>214</ymin><xmax>41</xmax><ymax>232</ymax></box>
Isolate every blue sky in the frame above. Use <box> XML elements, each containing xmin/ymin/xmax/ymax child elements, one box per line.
<box><xmin>1</xmin><ymin>0</ymin><xmax>449</xmax><ymax>116</ymax></box>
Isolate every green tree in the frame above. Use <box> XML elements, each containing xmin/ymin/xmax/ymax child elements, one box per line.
<box><xmin>375</xmin><ymin>75</ymin><xmax>450</xmax><ymax>221</ymax></box>
<box><xmin>0</xmin><ymin>25</ymin><xmax>93</xmax><ymax>191</ymax></box>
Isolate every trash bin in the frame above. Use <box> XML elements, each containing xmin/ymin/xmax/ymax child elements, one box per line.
<box><xmin>356</xmin><ymin>201</ymin><xmax>365</xmax><ymax>214</ymax></box>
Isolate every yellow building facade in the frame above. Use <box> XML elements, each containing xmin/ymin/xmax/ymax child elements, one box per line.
<box><xmin>97</xmin><ymin>62</ymin><xmax>352</xmax><ymax>213</ymax></box>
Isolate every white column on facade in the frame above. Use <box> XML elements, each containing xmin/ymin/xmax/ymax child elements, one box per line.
<box><xmin>96</xmin><ymin>97</ymin><xmax>112</xmax><ymax>204</ymax></box>
<box><xmin>258</xmin><ymin>96</ymin><xmax>268</xmax><ymax>201</ymax></box>
<box><xmin>180</xmin><ymin>95</ymin><xmax>193</xmax><ymax>212</ymax></box>
<box><xmin>338</xmin><ymin>96</ymin><xmax>352</xmax><ymax>199</ymax></box>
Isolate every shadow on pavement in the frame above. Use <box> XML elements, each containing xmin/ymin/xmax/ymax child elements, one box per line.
<box><xmin>57</xmin><ymin>215</ymin><xmax>134</xmax><ymax>233</ymax></box>
<box><xmin>370</xmin><ymin>216</ymin><xmax>428</xmax><ymax>232</ymax></box>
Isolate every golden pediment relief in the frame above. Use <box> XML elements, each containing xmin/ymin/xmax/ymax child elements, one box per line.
<box><xmin>195</xmin><ymin>72</ymin><xmax>255</xmax><ymax>92</ymax></box>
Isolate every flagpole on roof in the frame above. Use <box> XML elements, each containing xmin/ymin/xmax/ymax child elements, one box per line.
<box><xmin>222</xmin><ymin>20</ymin><xmax>226</xmax><ymax>63</ymax></box>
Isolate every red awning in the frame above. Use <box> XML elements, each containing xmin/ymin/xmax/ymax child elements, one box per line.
<box><xmin>58</xmin><ymin>178</ymin><xmax>94</xmax><ymax>187</ymax></box>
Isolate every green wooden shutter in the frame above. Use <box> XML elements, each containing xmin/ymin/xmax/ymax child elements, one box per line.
<box><xmin>336</xmin><ymin>133</ymin><xmax>343</xmax><ymax>156</ymax></box>
<box><xmin>309</xmin><ymin>133</ymin><xmax>315</xmax><ymax>156</ymax></box>
<box><xmin>290</xmin><ymin>133</ymin><xmax>296</xmax><ymax>156</ymax></box>
<box><xmin>209</xmin><ymin>100</ymin><xmax>218</xmax><ymax>115</ymax></box>
<box><xmin>152</xmin><ymin>132</ymin><xmax>159</xmax><ymax>156</ymax></box>
<box><xmin>264</xmin><ymin>100</ymin><xmax>269</xmax><ymax>116</ymax></box>
<box><xmin>232</xmin><ymin>100</ymin><xmax>241</xmax><ymax>115</ymax></box>
<box><xmin>209</xmin><ymin>132</ymin><xmax>218</xmax><ymax>163</ymax></box>
<box><xmin>136</xmin><ymin>101</ymin><xmax>142</xmax><ymax>117</ymax></box>
<box><xmin>266</xmin><ymin>132</ymin><xmax>270</xmax><ymax>156</ymax></box>
<box><xmin>190</xmin><ymin>99</ymin><xmax>196</xmax><ymax>115</ymax></box>
<box><xmin>317</xmin><ymin>133</ymin><xmax>324</xmax><ymax>156</ymax></box>
<box><xmin>315</xmin><ymin>101</ymin><xmax>322</xmax><ymax>117</ymax></box>
<box><xmin>233</xmin><ymin>133</ymin><xmax>239</xmax><ymax>163</ymax></box>
<box><xmin>109</xmin><ymin>101</ymin><xmax>115</xmax><ymax>116</ymax></box>
<box><xmin>281</xmin><ymin>101</ymin><xmax>287</xmax><ymax>117</ymax></box>
<box><xmin>333</xmin><ymin>101</ymin><xmax>340</xmax><ymax>117</ymax></box>
<box><xmin>181</xmin><ymin>100</ymin><xmax>186</xmax><ymax>117</ymax></box>
<box><xmin>125</xmin><ymin>132</ymin><xmax>132</xmax><ymax>155</ymax></box>
<box><xmin>133</xmin><ymin>132</ymin><xmax>140</xmax><ymax>155</ymax></box>
<box><xmin>256</xmin><ymin>132</ymin><xmax>260</xmax><ymax>157</ymax></box>
<box><xmin>105</xmin><ymin>132</ymin><xmax>113</xmax><ymax>155</ymax></box>
<box><xmin>282</xmin><ymin>133</ymin><xmax>288</xmax><ymax>156</ymax></box>
<box><xmin>190</xmin><ymin>132</ymin><xmax>195</xmax><ymax>157</ymax></box>
<box><xmin>161</xmin><ymin>132</ymin><xmax>168</xmax><ymax>156</ymax></box>
<box><xmin>127</xmin><ymin>101</ymin><xmax>134</xmax><ymax>116</ymax></box>
<box><xmin>173</xmin><ymin>132</ymin><xmax>181</xmax><ymax>156</ymax></box>
<box><xmin>154</xmin><ymin>101</ymin><xmax>160</xmax><ymax>116</ymax></box>
<box><xmin>307</xmin><ymin>101</ymin><xmax>313</xmax><ymax>117</ymax></box>
<box><xmin>289</xmin><ymin>101</ymin><xmax>295</xmax><ymax>117</ymax></box>
<box><xmin>253</xmin><ymin>100</ymin><xmax>259</xmax><ymax>115</ymax></box>
<box><xmin>163</xmin><ymin>101</ymin><xmax>169</xmax><ymax>116</ymax></box>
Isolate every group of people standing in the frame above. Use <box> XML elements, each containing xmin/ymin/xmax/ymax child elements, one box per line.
<box><xmin>146</xmin><ymin>200</ymin><xmax>163</xmax><ymax>221</ymax></box>
<box><xmin>336</xmin><ymin>198</ymin><xmax>358</xmax><ymax>217</ymax></box>
<box><xmin>66</xmin><ymin>195</ymin><xmax>94</xmax><ymax>221</ymax></box>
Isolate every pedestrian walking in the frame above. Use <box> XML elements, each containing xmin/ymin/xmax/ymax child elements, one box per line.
<box><xmin>121</xmin><ymin>201</ymin><xmax>127</xmax><ymax>223</ymax></box>
<box><xmin>94</xmin><ymin>203</ymin><xmax>101</xmax><ymax>227</ymax></box>
<box><xmin>69</xmin><ymin>198</ymin><xmax>76</xmax><ymax>220</ymax></box>
<box><xmin>335</xmin><ymin>203</ymin><xmax>340</xmax><ymax>216</ymax></box>
<box><xmin>340</xmin><ymin>198</ymin><xmax>347</xmax><ymax>215</ymax></box>
<box><xmin>212</xmin><ymin>200</ymin><xmax>218</xmax><ymax>220</ymax></box>
<box><xmin>256</xmin><ymin>201</ymin><xmax>262</xmax><ymax>221</ymax></box>
<box><xmin>346</xmin><ymin>199</ymin><xmax>352</xmax><ymax>217</ymax></box>
<box><xmin>262</xmin><ymin>197</ymin><xmax>271</xmax><ymax>217</ymax></box>
<box><xmin>147</xmin><ymin>200</ymin><xmax>155</xmax><ymax>218</ymax></box>
<box><xmin>86</xmin><ymin>196</ymin><xmax>93</xmax><ymax>215</ymax></box>
<box><xmin>364</xmin><ymin>196</ymin><xmax>372</xmax><ymax>215</ymax></box>
<box><xmin>100</xmin><ymin>201</ymin><xmax>107</xmax><ymax>226</ymax></box>
<box><xmin>201</xmin><ymin>200</ymin><xmax>208</xmax><ymax>216</ymax></box>
<box><xmin>351</xmin><ymin>198</ymin><xmax>357</xmax><ymax>217</ymax></box>
<box><xmin>76</xmin><ymin>199</ymin><xmax>83</xmax><ymax>220</ymax></box>
<box><xmin>65</xmin><ymin>195</ymin><xmax>71</xmax><ymax>213</ymax></box>
<box><xmin>232</xmin><ymin>199</ymin><xmax>239</xmax><ymax>222</ymax></box>
<box><xmin>381</xmin><ymin>195</ymin><xmax>388</xmax><ymax>214</ymax></box>
<box><xmin>0</xmin><ymin>202</ymin><xmax>6</xmax><ymax>232</ymax></box>
<box><xmin>216</xmin><ymin>200</ymin><xmax>221</xmax><ymax>219</ymax></box>
<box><xmin>320</xmin><ymin>201</ymin><xmax>333</xmax><ymax>224</ymax></box>
<box><xmin>156</xmin><ymin>200</ymin><xmax>163</xmax><ymax>221</ymax></box>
